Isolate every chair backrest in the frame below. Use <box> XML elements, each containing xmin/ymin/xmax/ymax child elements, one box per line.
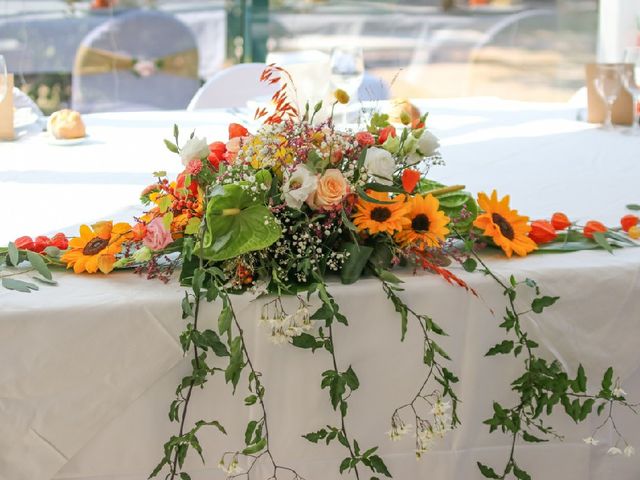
<box><xmin>72</xmin><ymin>10</ymin><xmax>200</xmax><ymax>113</ymax></box>
<box><xmin>187</xmin><ymin>63</ymin><xmax>276</xmax><ymax>110</ymax></box>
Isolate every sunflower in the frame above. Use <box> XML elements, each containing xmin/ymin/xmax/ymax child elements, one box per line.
<box><xmin>61</xmin><ymin>221</ymin><xmax>132</xmax><ymax>274</ymax></box>
<box><xmin>353</xmin><ymin>191</ymin><xmax>411</xmax><ymax>235</ymax></box>
<box><xmin>395</xmin><ymin>194</ymin><xmax>450</xmax><ymax>248</ymax></box>
<box><xmin>473</xmin><ymin>190</ymin><xmax>536</xmax><ymax>258</ymax></box>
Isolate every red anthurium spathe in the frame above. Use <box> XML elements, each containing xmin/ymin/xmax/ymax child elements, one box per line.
<box><xmin>14</xmin><ymin>236</ymin><xmax>35</xmax><ymax>251</ymax></box>
<box><xmin>228</xmin><ymin>123</ymin><xmax>249</xmax><ymax>139</ymax></box>
<box><xmin>208</xmin><ymin>141</ymin><xmax>227</xmax><ymax>169</ymax></box>
<box><xmin>583</xmin><ymin>220</ymin><xmax>607</xmax><ymax>239</ymax></box>
<box><xmin>401</xmin><ymin>169</ymin><xmax>421</xmax><ymax>193</ymax></box>
<box><xmin>378</xmin><ymin>125</ymin><xmax>396</xmax><ymax>144</ymax></box>
<box><xmin>528</xmin><ymin>220</ymin><xmax>557</xmax><ymax>244</ymax></box>
<box><xmin>551</xmin><ymin>212</ymin><xmax>571</xmax><ymax>231</ymax></box>
<box><xmin>621</xmin><ymin>214</ymin><xmax>639</xmax><ymax>232</ymax></box>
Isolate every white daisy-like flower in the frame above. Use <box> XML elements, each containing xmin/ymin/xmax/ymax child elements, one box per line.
<box><xmin>583</xmin><ymin>437</ymin><xmax>600</xmax><ymax>446</ymax></box>
<box><xmin>624</xmin><ymin>445</ymin><xmax>635</xmax><ymax>457</ymax></box>
<box><xmin>608</xmin><ymin>447</ymin><xmax>623</xmax><ymax>456</ymax></box>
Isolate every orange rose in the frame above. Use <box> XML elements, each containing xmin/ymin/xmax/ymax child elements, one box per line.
<box><xmin>528</xmin><ymin>220</ymin><xmax>557</xmax><ymax>244</ymax></box>
<box><xmin>308</xmin><ymin>169</ymin><xmax>348</xmax><ymax>210</ymax></box>
<box><xmin>551</xmin><ymin>212</ymin><xmax>571</xmax><ymax>231</ymax></box>
<box><xmin>583</xmin><ymin>220</ymin><xmax>607</xmax><ymax>239</ymax></box>
<box><xmin>621</xmin><ymin>214</ymin><xmax>639</xmax><ymax>232</ymax></box>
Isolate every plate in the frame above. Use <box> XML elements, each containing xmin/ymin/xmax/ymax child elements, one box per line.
<box><xmin>41</xmin><ymin>133</ymin><xmax>91</xmax><ymax>146</ymax></box>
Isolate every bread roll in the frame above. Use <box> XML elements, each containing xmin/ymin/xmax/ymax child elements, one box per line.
<box><xmin>47</xmin><ymin>109</ymin><xmax>86</xmax><ymax>139</ymax></box>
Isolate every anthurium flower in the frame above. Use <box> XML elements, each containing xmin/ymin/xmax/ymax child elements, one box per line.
<box><xmin>551</xmin><ymin>212</ymin><xmax>571</xmax><ymax>230</ymax></box>
<box><xmin>61</xmin><ymin>221</ymin><xmax>131</xmax><ymax>274</ymax></box>
<box><xmin>583</xmin><ymin>220</ymin><xmax>607</xmax><ymax>239</ymax></box>
<box><xmin>473</xmin><ymin>190</ymin><xmax>536</xmax><ymax>258</ymax></box>
<box><xmin>401</xmin><ymin>169</ymin><xmax>421</xmax><ymax>193</ymax></box>
<box><xmin>529</xmin><ymin>220</ymin><xmax>557</xmax><ymax>244</ymax></box>
<box><xmin>621</xmin><ymin>214</ymin><xmax>639</xmax><ymax>232</ymax></box>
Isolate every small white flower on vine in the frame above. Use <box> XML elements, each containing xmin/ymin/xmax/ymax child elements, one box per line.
<box><xmin>218</xmin><ymin>455</ymin><xmax>242</xmax><ymax>474</ymax></box>
<box><xmin>624</xmin><ymin>445</ymin><xmax>635</xmax><ymax>457</ymax></box>
<box><xmin>583</xmin><ymin>437</ymin><xmax>599</xmax><ymax>446</ymax></box>
<box><xmin>613</xmin><ymin>387</ymin><xmax>627</xmax><ymax>397</ymax></box>
<box><xmin>269</xmin><ymin>328</ymin><xmax>289</xmax><ymax>345</ymax></box>
<box><xmin>294</xmin><ymin>305</ymin><xmax>311</xmax><ymax>329</ymax></box>
<box><xmin>431</xmin><ymin>399</ymin><xmax>451</xmax><ymax>418</ymax></box>
<box><xmin>388</xmin><ymin>422</ymin><xmax>411</xmax><ymax>441</ymax></box>
<box><xmin>608</xmin><ymin>447</ymin><xmax>623</xmax><ymax>456</ymax></box>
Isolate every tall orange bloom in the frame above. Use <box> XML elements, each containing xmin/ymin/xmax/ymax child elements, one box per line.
<box><xmin>473</xmin><ymin>191</ymin><xmax>536</xmax><ymax>257</ymax></box>
<box><xmin>61</xmin><ymin>221</ymin><xmax>132</xmax><ymax>274</ymax></box>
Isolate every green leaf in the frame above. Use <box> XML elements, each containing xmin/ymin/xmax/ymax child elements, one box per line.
<box><xmin>340</xmin><ymin>243</ymin><xmax>373</xmax><ymax>284</ymax></box>
<box><xmin>200</xmin><ymin>329</ymin><xmax>229</xmax><ymax>356</ymax></box>
<box><xmin>329</xmin><ymin>375</ymin><xmax>346</xmax><ymax>409</ymax></box>
<box><xmin>522</xmin><ymin>431</ymin><xmax>547</xmax><ymax>443</ymax></box>
<box><xmin>344</xmin><ymin>366</ymin><xmax>360</xmax><ymax>390</ymax></box>
<box><xmin>531</xmin><ymin>296</ymin><xmax>559</xmax><ymax>314</ymax></box>
<box><xmin>592</xmin><ymin>231</ymin><xmax>613</xmax><ymax>253</ymax></box>
<box><xmin>2</xmin><ymin>278</ymin><xmax>39</xmax><ymax>293</ymax></box>
<box><xmin>218</xmin><ymin>307</ymin><xmax>232</xmax><ymax>336</ymax></box>
<box><xmin>242</xmin><ymin>437</ymin><xmax>266</xmax><ymax>455</ymax></box>
<box><xmin>244</xmin><ymin>395</ymin><xmax>257</xmax><ymax>406</ymax></box>
<box><xmin>462</xmin><ymin>257</ymin><xmax>477</xmax><ymax>272</ymax></box>
<box><xmin>602</xmin><ymin>366</ymin><xmax>614</xmax><ymax>392</ymax></box>
<box><xmin>179</xmin><ymin>473</ymin><xmax>191</xmax><ymax>480</ymax></box>
<box><xmin>626</xmin><ymin>203</ymin><xmax>640</xmax><ymax>211</ymax></box>
<box><xmin>164</xmin><ymin>139</ymin><xmax>179</xmax><ymax>153</ymax></box>
<box><xmin>369</xmin><ymin>455</ymin><xmax>391</xmax><ymax>477</ymax></box>
<box><xmin>201</xmin><ymin>184</ymin><xmax>281</xmax><ymax>261</ymax></box>
<box><xmin>486</xmin><ymin>340</ymin><xmax>514</xmax><ymax>356</ymax></box>
<box><xmin>7</xmin><ymin>242</ymin><xmax>19</xmax><ymax>266</ymax></box>
<box><xmin>513</xmin><ymin>465</ymin><xmax>532</xmax><ymax>480</ymax></box>
<box><xmin>477</xmin><ymin>462</ymin><xmax>501</xmax><ymax>479</ymax></box>
<box><xmin>339</xmin><ymin>457</ymin><xmax>351</xmax><ymax>474</ymax></box>
<box><xmin>184</xmin><ymin>217</ymin><xmax>201</xmax><ymax>235</ymax></box>
<box><xmin>573</xmin><ymin>364</ymin><xmax>587</xmax><ymax>393</ymax></box>
<box><xmin>31</xmin><ymin>275</ymin><xmax>58</xmax><ymax>286</ymax></box>
<box><xmin>292</xmin><ymin>333</ymin><xmax>319</xmax><ymax>349</ymax></box>
<box><xmin>43</xmin><ymin>246</ymin><xmax>61</xmax><ymax>258</ymax></box>
<box><xmin>245</xmin><ymin>420</ymin><xmax>258</xmax><ymax>445</ymax></box>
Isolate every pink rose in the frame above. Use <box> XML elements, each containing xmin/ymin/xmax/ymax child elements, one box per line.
<box><xmin>307</xmin><ymin>169</ymin><xmax>349</xmax><ymax>210</ymax></box>
<box><xmin>143</xmin><ymin>218</ymin><xmax>173</xmax><ymax>251</ymax></box>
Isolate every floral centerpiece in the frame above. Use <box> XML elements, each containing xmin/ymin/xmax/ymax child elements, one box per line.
<box><xmin>2</xmin><ymin>65</ymin><xmax>640</xmax><ymax>480</ymax></box>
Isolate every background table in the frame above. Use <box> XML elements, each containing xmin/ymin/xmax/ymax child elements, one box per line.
<box><xmin>1</xmin><ymin>99</ymin><xmax>640</xmax><ymax>480</ymax></box>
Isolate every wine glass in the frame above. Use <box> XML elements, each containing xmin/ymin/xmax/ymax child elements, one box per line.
<box><xmin>594</xmin><ymin>64</ymin><xmax>622</xmax><ymax>131</ymax></box>
<box><xmin>622</xmin><ymin>47</ymin><xmax>640</xmax><ymax>135</ymax></box>
<box><xmin>0</xmin><ymin>55</ymin><xmax>7</xmax><ymax>105</ymax></box>
<box><xmin>329</xmin><ymin>46</ymin><xmax>364</xmax><ymax>124</ymax></box>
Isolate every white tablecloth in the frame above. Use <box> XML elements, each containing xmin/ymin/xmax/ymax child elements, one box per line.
<box><xmin>1</xmin><ymin>98</ymin><xmax>640</xmax><ymax>480</ymax></box>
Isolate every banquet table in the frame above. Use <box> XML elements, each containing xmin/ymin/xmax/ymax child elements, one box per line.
<box><xmin>1</xmin><ymin>98</ymin><xmax>640</xmax><ymax>480</ymax></box>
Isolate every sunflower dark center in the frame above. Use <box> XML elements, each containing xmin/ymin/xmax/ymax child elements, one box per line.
<box><xmin>492</xmin><ymin>213</ymin><xmax>514</xmax><ymax>240</ymax></box>
<box><xmin>411</xmin><ymin>214</ymin><xmax>431</xmax><ymax>232</ymax></box>
<box><xmin>82</xmin><ymin>237</ymin><xmax>109</xmax><ymax>256</ymax></box>
<box><xmin>371</xmin><ymin>207</ymin><xmax>392</xmax><ymax>222</ymax></box>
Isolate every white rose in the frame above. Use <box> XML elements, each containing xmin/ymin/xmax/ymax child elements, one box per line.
<box><xmin>417</xmin><ymin>130</ymin><xmax>440</xmax><ymax>157</ymax></box>
<box><xmin>282</xmin><ymin>165</ymin><xmax>318</xmax><ymax>209</ymax></box>
<box><xmin>364</xmin><ymin>147</ymin><xmax>395</xmax><ymax>185</ymax></box>
<box><xmin>180</xmin><ymin>136</ymin><xmax>210</xmax><ymax>166</ymax></box>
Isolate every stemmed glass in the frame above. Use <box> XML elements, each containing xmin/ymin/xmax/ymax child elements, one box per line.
<box><xmin>0</xmin><ymin>55</ymin><xmax>7</xmax><ymax>104</ymax></box>
<box><xmin>329</xmin><ymin>46</ymin><xmax>364</xmax><ymax>124</ymax></box>
<box><xmin>594</xmin><ymin>64</ymin><xmax>622</xmax><ymax>131</ymax></box>
<box><xmin>622</xmin><ymin>47</ymin><xmax>640</xmax><ymax>135</ymax></box>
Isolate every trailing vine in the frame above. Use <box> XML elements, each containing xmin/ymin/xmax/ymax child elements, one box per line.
<box><xmin>377</xmin><ymin>270</ymin><xmax>460</xmax><ymax>456</ymax></box>
<box><xmin>291</xmin><ymin>278</ymin><xmax>391</xmax><ymax>479</ymax></box>
<box><xmin>460</xmin><ymin>242</ymin><xmax>637</xmax><ymax>479</ymax></box>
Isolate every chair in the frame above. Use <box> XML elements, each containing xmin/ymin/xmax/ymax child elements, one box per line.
<box><xmin>72</xmin><ymin>10</ymin><xmax>200</xmax><ymax>113</ymax></box>
<box><xmin>187</xmin><ymin>63</ymin><xmax>276</xmax><ymax>110</ymax></box>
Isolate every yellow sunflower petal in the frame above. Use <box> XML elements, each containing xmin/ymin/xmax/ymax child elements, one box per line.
<box><xmin>98</xmin><ymin>254</ymin><xmax>116</xmax><ymax>274</ymax></box>
<box><xmin>84</xmin><ymin>255</ymin><xmax>100</xmax><ymax>273</ymax></box>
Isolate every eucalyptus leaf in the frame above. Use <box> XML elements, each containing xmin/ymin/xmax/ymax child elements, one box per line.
<box><xmin>2</xmin><ymin>278</ymin><xmax>39</xmax><ymax>293</ymax></box>
<box><xmin>7</xmin><ymin>242</ymin><xmax>19</xmax><ymax>266</ymax></box>
<box><xmin>26</xmin><ymin>251</ymin><xmax>52</xmax><ymax>280</ymax></box>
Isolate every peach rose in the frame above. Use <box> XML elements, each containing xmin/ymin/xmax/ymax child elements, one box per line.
<box><xmin>308</xmin><ymin>169</ymin><xmax>348</xmax><ymax>210</ymax></box>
